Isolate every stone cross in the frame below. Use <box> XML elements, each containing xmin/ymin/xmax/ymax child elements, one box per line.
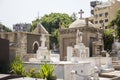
<box><xmin>78</xmin><ymin>9</ymin><xmax>84</xmax><ymax>19</ymax></box>
<box><xmin>40</xmin><ymin>34</ymin><xmax>46</xmax><ymax>47</ymax></box>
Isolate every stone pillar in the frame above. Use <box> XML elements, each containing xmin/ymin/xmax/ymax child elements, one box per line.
<box><xmin>85</xmin><ymin>18</ymin><xmax>89</xmax><ymax>27</ymax></box>
<box><xmin>67</xmin><ymin>46</ymin><xmax>73</xmax><ymax>61</ymax></box>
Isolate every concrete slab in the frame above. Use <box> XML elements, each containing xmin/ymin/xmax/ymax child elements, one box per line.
<box><xmin>101</xmin><ymin>71</ymin><xmax>120</xmax><ymax>77</ymax></box>
<box><xmin>8</xmin><ymin>77</ymin><xmax>44</xmax><ymax>80</ymax></box>
<box><xmin>0</xmin><ymin>74</ymin><xmax>10</xmax><ymax>79</ymax></box>
<box><xmin>99</xmin><ymin>77</ymin><xmax>111</xmax><ymax>80</ymax></box>
<box><xmin>8</xmin><ymin>77</ymin><xmax>63</xmax><ymax>80</ymax></box>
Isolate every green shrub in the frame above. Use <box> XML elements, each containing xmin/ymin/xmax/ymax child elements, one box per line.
<box><xmin>40</xmin><ymin>63</ymin><xmax>56</xmax><ymax>80</ymax></box>
<box><xmin>26</xmin><ymin>67</ymin><xmax>36</xmax><ymax>77</ymax></box>
<box><xmin>35</xmin><ymin>71</ymin><xmax>44</xmax><ymax>79</ymax></box>
<box><xmin>25</xmin><ymin>67</ymin><xmax>44</xmax><ymax>79</ymax></box>
<box><xmin>11</xmin><ymin>56</ymin><xmax>25</xmax><ymax>76</ymax></box>
<box><xmin>11</xmin><ymin>57</ymin><xmax>57</xmax><ymax>80</ymax></box>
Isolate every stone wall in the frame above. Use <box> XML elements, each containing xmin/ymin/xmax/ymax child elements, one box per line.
<box><xmin>0</xmin><ymin>32</ymin><xmax>49</xmax><ymax>62</ymax></box>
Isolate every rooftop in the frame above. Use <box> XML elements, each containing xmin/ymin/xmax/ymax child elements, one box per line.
<box><xmin>69</xmin><ymin>19</ymin><xmax>95</xmax><ymax>28</ymax></box>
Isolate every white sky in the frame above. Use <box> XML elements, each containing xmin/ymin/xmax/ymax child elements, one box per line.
<box><xmin>0</xmin><ymin>0</ymin><xmax>108</xmax><ymax>29</ymax></box>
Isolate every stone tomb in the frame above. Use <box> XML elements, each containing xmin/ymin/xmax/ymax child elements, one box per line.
<box><xmin>59</xmin><ymin>18</ymin><xmax>104</xmax><ymax>61</ymax></box>
<box><xmin>24</xmin><ymin>61</ymin><xmax>96</xmax><ymax>80</ymax></box>
<box><xmin>29</xmin><ymin>34</ymin><xmax>50</xmax><ymax>62</ymax></box>
<box><xmin>67</xmin><ymin>30</ymin><xmax>89</xmax><ymax>62</ymax></box>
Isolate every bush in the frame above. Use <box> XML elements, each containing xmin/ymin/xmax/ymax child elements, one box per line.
<box><xmin>11</xmin><ymin>56</ymin><xmax>25</xmax><ymax>76</ymax></box>
<box><xmin>11</xmin><ymin>57</ymin><xmax>57</xmax><ymax>80</ymax></box>
<box><xmin>103</xmin><ymin>29</ymin><xmax>114</xmax><ymax>51</ymax></box>
<box><xmin>40</xmin><ymin>63</ymin><xmax>56</xmax><ymax>80</ymax></box>
<box><xmin>26</xmin><ymin>67</ymin><xmax>44</xmax><ymax>79</ymax></box>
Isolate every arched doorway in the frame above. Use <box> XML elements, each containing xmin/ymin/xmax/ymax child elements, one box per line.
<box><xmin>33</xmin><ymin>41</ymin><xmax>39</xmax><ymax>53</ymax></box>
<box><xmin>33</xmin><ymin>43</ymin><xmax>38</xmax><ymax>53</ymax></box>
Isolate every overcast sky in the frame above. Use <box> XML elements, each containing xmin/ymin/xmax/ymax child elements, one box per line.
<box><xmin>0</xmin><ymin>0</ymin><xmax>108</xmax><ymax>29</ymax></box>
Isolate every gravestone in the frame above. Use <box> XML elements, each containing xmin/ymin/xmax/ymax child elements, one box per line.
<box><xmin>36</xmin><ymin>34</ymin><xmax>50</xmax><ymax>61</ymax></box>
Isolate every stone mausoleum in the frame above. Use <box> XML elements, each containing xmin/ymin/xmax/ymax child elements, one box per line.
<box><xmin>0</xmin><ymin>23</ymin><xmax>49</xmax><ymax>62</ymax></box>
<box><xmin>59</xmin><ymin>18</ymin><xmax>104</xmax><ymax>61</ymax></box>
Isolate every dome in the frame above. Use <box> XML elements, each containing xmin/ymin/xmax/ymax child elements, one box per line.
<box><xmin>69</xmin><ymin>19</ymin><xmax>95</xmax><ymax>28</ymax></box>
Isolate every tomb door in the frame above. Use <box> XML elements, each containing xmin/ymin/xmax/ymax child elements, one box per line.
<box><xmin>63</xmin><ymin>38</ymin><xmax>75</xmax><ymax>60</ymax></box>
<box><xmin>89</xmin><ymin>37</ymin><xmax>96</xmax><ymax>57</ymax></box>
<box><xmin>96</xmin><ymin>45</ymin><xmax>102</xmax><ymax>55</ymax></box>
<box><xmin>33</xmin><ymin>43</ymin><xmax>39</xmax><ymax>53</ymax></box>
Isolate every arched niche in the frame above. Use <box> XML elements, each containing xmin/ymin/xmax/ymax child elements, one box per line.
<box><xmin>32</xmin><ymin>41</ymin><xmax>39</xmax><ymax>53</ymax></box>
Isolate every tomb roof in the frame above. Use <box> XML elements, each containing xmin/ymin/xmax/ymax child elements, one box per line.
<box><xmin>69</xmin><ymin>19</ymin><xmax>95</xmax><ymax>28</ymax></box>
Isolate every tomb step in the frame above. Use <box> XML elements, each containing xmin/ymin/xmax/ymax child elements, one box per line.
<box><xmin>112</xmin><ymin>61</ymin><xmax>120</xmax><ymax>70</ymax></box>
<box><xmin>112</xmin><ymin>61</ymin><xmax>120</xmax><ymax>65</ymax></box>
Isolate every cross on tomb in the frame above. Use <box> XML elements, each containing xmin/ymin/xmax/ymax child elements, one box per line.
<box><xmin>78</xmin><ymin>9</ymin><xmax>84</xmax><ymax>19</ymax></box>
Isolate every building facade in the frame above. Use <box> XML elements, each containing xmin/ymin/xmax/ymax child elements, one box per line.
<box><xmin>89</xmin><ymin>0</ymin><xmax>120</xmax><ymax>29</ymax></box>
<box><xmin>13</xmin><ymin>23</ymin><xmax>31</xmax><ymax>32</ymax></box>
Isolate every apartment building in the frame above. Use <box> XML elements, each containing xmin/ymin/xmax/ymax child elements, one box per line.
<box><xmin>13</xmin><ymin>23</ymin><xmax>31</xmax><ymax>32</ymax></box>
<box><xmin>89</xmin><ymin>0</ymin><xmax>120</xmax><ymax>29</ymax></box>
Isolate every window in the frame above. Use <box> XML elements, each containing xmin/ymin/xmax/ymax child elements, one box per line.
<box><xmin>99</xmin><ymin>20</ymin><xmax>103</xmax><ymax>23</ymax></box>
<box><xmin>105</xmin><ymin>12</ymin><xmax>108</xmax><ymax>17</ymax></box>
<box><xmin>95</xmin><ymin>8</ymin><xmax>97</xmax><ymax>11</ymax></box>
<box><xmin>99</xmin><ymin>13</ymin><xmax>102</xmax><ymax>17</ymax></box>
<box><xmin>102</xmin><ymin>13</ymin><xmax>105</xmax><ymax>17</ymax></box>
<box><xmin>105</xmin><ymin>26</ymin><xmax>108</xmax><ymax>29</ymax></box>
<box><xmin>95</xmin><ymin>21</ymin><xmax>98</xmax><ymax>24</ymax></box>
<box><xmin>105</xmin><ymin>19</ymin><xmax>108</xmax><ymax>22</ymax></box>
<box><xmin>95</xmin><ymin>14</ymin><xmax>98</xmax><ymax>19</ymax></box>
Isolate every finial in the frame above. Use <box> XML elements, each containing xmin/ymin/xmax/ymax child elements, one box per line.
<box><xmin>78</xmin><ymin>9</ymin><xmax>84</xmax><ymax>19</ymax></box>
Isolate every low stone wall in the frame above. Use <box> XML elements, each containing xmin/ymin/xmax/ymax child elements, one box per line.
<box><xmin>22</xmin><ymin>54</ymin><xmax>36</xmax><ymax>61</ymax></box>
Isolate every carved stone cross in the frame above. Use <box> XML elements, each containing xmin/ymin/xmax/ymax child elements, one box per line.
<box><xmin>78</xmin><ymin>9</ymin><xmax>84</xmax><ymax>19</ymax></box>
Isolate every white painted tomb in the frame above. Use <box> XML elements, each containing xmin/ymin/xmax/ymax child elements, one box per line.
<box><xmin>50</xmin><ymin>51</ymin><xmax>60</xmax><ymax>63</ymax></box>
<box><xmin>36</xmin><ymin>34</ymin><xmax>50</xmax><ymax>61</ymax></box>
